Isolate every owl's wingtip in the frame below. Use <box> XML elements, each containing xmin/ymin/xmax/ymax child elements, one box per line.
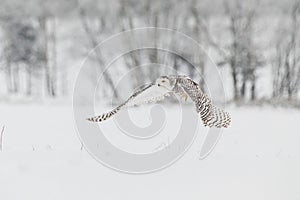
<box><xmin>86</xmin><ymin>117</ymin><xmax>93</xmax><ymax>122</ymax></box>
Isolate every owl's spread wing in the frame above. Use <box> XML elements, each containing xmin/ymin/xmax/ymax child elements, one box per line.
<box><xmin>176</xmin><ymin>76</ymin><xmax>231</xmax><ymax>128</ymax></box>
<box><xmin>87</xmin><ymin>83</ymin><xmax>170</xmax><ymax>122</ymax></box>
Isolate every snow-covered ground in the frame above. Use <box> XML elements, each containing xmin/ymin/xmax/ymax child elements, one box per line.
<box><xmin>0</xmin><ymin>104</ymin><xmax>300</xmax><ymax>200</ymax></box>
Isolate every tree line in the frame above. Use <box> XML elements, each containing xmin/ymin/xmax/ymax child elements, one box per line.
<box><xmin>0</xmin><ymin>0</ymin><xmax>299</xmax><ymax>105</ymax></box>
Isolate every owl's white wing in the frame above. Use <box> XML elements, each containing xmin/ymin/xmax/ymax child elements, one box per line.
<box><xmin>125</xmin><ymin>83</ymin><xmax>171</xmax><ymax>107</ymax></box>
<box><xmin>87</xmin><ymin>83</ymin><xmax>170</xmax><ymax>122</ymax></box>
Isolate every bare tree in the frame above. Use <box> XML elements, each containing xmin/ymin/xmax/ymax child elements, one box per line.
<box><xmin>272</xmin><ymin>1</ymin><xmax>300</xmax><ymax>100</ymax></box>
<box><xmin>38</xmin><ymin>16</ymin><xmax>58</xmax><ymax>97</ymax></box>
<box><xmin>78</xmin><ymin>7</ymin><xmax>120</xmax><ymax>100</ymax></box>
<box><xmin>212</xmin><ymin>0</ymin><xmax>262</xmax><ymax>102</ymax></box>
<box><xmin>2</xmin><ymin>19</ymin><xmax>38</xmax><ymax>95</ymax></box>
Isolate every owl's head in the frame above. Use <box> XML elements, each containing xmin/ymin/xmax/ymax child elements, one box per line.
<box><xmin>156</xmin><ymin>76</ymin><xmax>175</xmax><ymax>91</ymax></box>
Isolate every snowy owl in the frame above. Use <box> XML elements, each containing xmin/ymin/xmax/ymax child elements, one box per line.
<box><xmin>87</xmin><ymin>75</ymin><xmax>231</xmax><ymax>128</ymax></box>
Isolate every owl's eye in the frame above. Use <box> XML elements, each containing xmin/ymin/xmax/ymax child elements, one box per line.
<box><xmin>161</xmin><ymin>80</ymin><xmax>166</xmax><ymax>83</ymax></box>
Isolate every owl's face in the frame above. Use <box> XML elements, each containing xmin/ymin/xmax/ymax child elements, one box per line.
<box><xmin>156</xmin><ymin>76</ymin><xmax>174</xmax><ymax>91</ymax></box>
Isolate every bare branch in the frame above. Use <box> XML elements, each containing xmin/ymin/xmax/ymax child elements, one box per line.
<box><xmin>78</xmin><ymin>7</ymin><xmax>120</xmax><ymax>100</ymax></box>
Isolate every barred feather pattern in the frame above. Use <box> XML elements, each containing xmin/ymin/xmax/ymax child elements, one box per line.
<box><xmin>176</xmin><ymin>76</ymin><xmax>231</xmax><ymax>128</ymax></box>
<box><xmin>86</xmin><ymin>106</ymin><xmax>123</xmax><ymax>122</ymax></box>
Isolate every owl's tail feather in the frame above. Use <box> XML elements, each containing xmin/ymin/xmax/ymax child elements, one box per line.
<box><xmin>86</xmin><ymin>106</ymin><xmax>122</xmax><ymax>122</ymax></box>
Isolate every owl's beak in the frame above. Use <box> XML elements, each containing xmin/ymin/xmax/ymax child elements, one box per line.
<box><xmin>157</xmin><ymin>84</ymin><xmax>160</xmax><ymax>87</ymax></box>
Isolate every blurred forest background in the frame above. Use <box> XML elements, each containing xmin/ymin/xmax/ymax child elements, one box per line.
<box><xmin>0</xmin><ymin>0</ymin><xmax>300</xmax><ymax>106</ymax></box>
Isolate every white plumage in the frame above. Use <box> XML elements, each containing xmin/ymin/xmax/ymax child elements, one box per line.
<box><xmin>87</xmin><ymin>75</ymin><xmax>231</xmax><ymax>128</ymax></box>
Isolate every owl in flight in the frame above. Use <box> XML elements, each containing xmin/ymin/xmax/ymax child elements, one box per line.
<box><xmin>87</xmin><ymin>75</ymin><xmax>231</xmax><ymax>128</ymax></box>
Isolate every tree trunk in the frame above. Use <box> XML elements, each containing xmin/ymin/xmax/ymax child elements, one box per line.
<box><xmin>50</xmin><ymin>17</ymin><xmax>57</xmax><ymax>97</ymax></box>
<box><xmin>5</xmin><ymin>61</ymin><xmax>13</xmax><ymax>93</ymax></box>
<box><xmin>250</xmin><ymin>79</ymin><xmax>256</xmax><ymax>101</ymax></box>
<box><xmin>39</xmin><ymin>17</ymin><xmax>51</xmax><ymax>97</ymax></box>
<box><xmin>231</xmin><ymin>63</ymin><xmax>239</xmax><ymax>101</ymax></box>
<box><xmin>26</xmin><ymin>65</ymin><xmax>32</xmax><ymax>96</ymax></box>
<box><xmin>12</xmin><ymin>64</ymin><xmax>19</xmax><ymax>93</ymax></box>
<box><xmin>240</xmin><ymin>77</ymin><xmax>246</xmax><ymax>99</ymax></box>
<box><xmin>285</xmin><ymin>62</ymin><xmax>292</xmax><ymax>100</ymax></box>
